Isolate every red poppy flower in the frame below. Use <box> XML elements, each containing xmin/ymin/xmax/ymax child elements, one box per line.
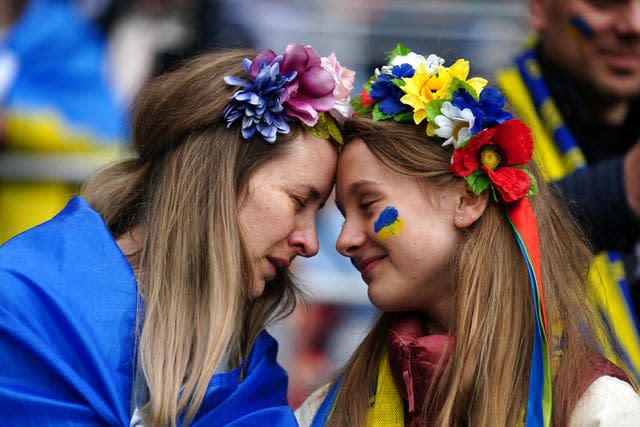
<box><xmin>450</xmin><ymin>119</ymin><xmax>534</xmax><ymax>203</ymax></box>
<box><xmin>360</xmin><ymin>87</ymin><xmax>373</xmax><ymax>106</ymax></box>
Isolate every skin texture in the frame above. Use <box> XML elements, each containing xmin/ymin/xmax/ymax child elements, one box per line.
<box><xmin>334</xmin><ymin>139</ymin><xmax>487</xmax><ymax>333</ymax></box>
<box><xmin>237</xmin><ymin>133</ymin><xmax>337</xmax><ymax>298</ymax></box>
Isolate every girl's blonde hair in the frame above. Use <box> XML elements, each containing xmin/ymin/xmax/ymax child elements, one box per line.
<box><xmin>326</xmin><ymin>116</ymin><xmax>624</xmax><ymax>426</ymax></box>
<box><xmin>83</xmin><ymin>51</ymin><xmax>316</xmax><ymax>426</ymax></box>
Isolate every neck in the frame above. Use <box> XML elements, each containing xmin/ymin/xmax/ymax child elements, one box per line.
<box><xmin>423</xmin><ymin>293</ymin><xmax>454</xmax><ymax>334</ymax></box>
<box><xmin>116</xmin><ymin>227</ymin><xmax>143</xmax><ymax>265</ymax></box>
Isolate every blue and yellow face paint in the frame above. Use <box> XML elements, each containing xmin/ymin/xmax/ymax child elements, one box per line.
<box><xmin>374</xmin><ymin>206</ymin><xmax>404</xmax><ymax>241</ymax></box>
<box><xmin>569</xmin><ymin>15</ymin><xmax>595</xmax><ymax>39</ymax></box>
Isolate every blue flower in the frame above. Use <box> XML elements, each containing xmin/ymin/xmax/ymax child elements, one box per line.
<box><xmin>451</xmin><ymin>87</ymin><xmax>512</xmax><ymax>135</ymax></box>
<box><xmin>223</xmin><ymin>57</ymin><xmax>297</xmax><ymax>143</ymax></box>
<box><xmin>369</xmin><ymin>64</ymin><xmax>415</xmax><ymax>116</ymax></box>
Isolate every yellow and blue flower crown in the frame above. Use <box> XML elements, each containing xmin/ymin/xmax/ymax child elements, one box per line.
<box><xmin>352</xmin><ymin>44</ymin><xmax>552</xmax><ymax>427</ymax></box>
<box><xmin>352</xmin><ymin>43</ymin><xmax>539</xmax><ymax>203</ymax></box>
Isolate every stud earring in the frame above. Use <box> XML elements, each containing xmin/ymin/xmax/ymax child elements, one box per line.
<box><xmin>458</xmin><ymin>216</ymin><xmax>464</xmax><ymax>221</ymax></box>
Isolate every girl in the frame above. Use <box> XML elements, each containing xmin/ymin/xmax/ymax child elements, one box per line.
<box><xmin>0</xmin><ymin>44</ymin><xmax>353</xmax><ymax>426</ymax></box>
<box><xmin>297</xmin><ymin>44</ymin><xmax>640</xmax><ymax>426</ymax></box>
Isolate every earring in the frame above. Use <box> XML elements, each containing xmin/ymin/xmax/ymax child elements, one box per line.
<box><xmin>458</xmin><ymin>216</ymin><xmax>464</xmax><ymax>221</ymax></box>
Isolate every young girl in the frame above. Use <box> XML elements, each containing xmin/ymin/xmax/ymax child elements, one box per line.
<box><xmin>0</xmin><ymin>44</ymin><xmax>353</xmax><ymax>426</ymax></box>
<box><xmin>296</xmin><ymin>45</ymin><xmax>640</xmax><ymax>426</ymax></box>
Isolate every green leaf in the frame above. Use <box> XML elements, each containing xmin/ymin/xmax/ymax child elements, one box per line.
<box><xmin>304</xmin><ymin>113</ymin><xmax>330</xmax><ymax>139</ymax></box>
<box><xmin>393</xmin><ymin>110</ymin><xmax>414</xmax><ymax>123</ymax></box>
<box><xmin>517</xmin><ymin>167</ymin><xmax>539</xmax><ymax>197</ymax></box>
<box><xmin>465</xmin><ymin>170</ymin><xmax>491</xmax><ymax>195</ymax></box>
<box><xmin>447</xmin><ymin>77</ymin><xmax>477</xmax><ymax>99</ymax></box>
<box><xmin>391</xmin><ymin>78</ymin><xmax>406</xmax><ymax>88</ymax></box>
<box><xmin>326</xmin><ymin>115</ymin><xmax>344</xmax><ymax>144</ymax></box>
<box><xmin>424</xmin><ymin>99</ymin><xmax>445</xmax><ymax>122</ymax></box>
<box><xmin>388</xmin><ymin>43</ymin><xmax>411</xmax><ymax>63</ymax></box>
<box><xmin>351</xmin><ymin>96</ymin><xmax>373</xmax><ymax>115</ymax></box>
<box><xmin>372</xmin><ymin>104</ymin><xmax>393</xmax><ymax>121</ymax></box>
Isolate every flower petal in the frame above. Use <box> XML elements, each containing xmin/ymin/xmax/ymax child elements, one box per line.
<box><xmin>491</xmin><ymin>119</ymin><xmax>534</xmax><ymax>166</ymax></box>
<box><xmin>249</xmin><ymin>49</ymin><xmax>278</xmax><ymax>77</ymax></box>
<box><xmin>298</xmin><ymin>66</ymin><xmax>336</xmax><ymax>97</ymax></box>
<box><xmin>484</xmin><ymin>166</ymin><xmax>531</xmax><ymax>203</ymax></box>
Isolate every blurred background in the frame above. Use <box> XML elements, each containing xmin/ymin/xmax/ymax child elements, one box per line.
<box><xmin>0</xmin><ymin>0</ymin><xmax>531</xmax><ymax>408</ymax></box>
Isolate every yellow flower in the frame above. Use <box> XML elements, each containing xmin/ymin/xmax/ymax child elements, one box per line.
<box><xmin>399</xmin><ymin>62</ymin><xmax>432</xmax><ymax>124</ymax></box>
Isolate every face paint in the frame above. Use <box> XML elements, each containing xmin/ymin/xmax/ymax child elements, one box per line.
<box><xmin>374</xmin><ymin>206</ymin><xmax>404</xmax><ymax>241</ymax></box>
<box><xmin>569</xmin><ymin>15</ymin><xmax>595</xmax><ymax>39</ymax></box>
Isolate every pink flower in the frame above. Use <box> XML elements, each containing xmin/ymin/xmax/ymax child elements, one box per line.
<box><xmin>248</xmin><ymin>49</ymin><xmax>278</xmax><ymax>78</ymax></box>
<box><xmin>322</xmin><ymin>53</ymin><xmax>356</xmax><ymax>120</ymax></box>
<box><xmin>280</xmin><ymin>43</ymin><xmax>336</xmax><ymax>126</ymax></box>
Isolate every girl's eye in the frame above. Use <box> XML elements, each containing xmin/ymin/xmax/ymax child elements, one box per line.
<box><xmin>359</xmin><ymin>200</ymin><xmax>374</xmax><ymax>210</ymax></box>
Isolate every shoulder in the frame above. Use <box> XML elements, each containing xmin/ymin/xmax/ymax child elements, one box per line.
<box><xmin>569</xmin><ymin>375</ymin><xmax>640</xmax><ymax>427</ymax></box>
<box><xmin>295</xmin><ymin>383</ymin><xmax>331</xmax><ymax>427</ymax></box>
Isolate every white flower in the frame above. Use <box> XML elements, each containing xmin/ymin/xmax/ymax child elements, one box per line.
<box><xmin>423</xmin><ymin>54</ymin><xmax>445</xmax><ymax>74</ymax></box>
<box><xmin>388</xmin><ymin>52</ymin><xmax>444</xmax><ymax>76</ymax></box>
<box><xmin>434</xmin><ymin>102</ymin><xmax>475</xmax><ymax>148</ymax></box>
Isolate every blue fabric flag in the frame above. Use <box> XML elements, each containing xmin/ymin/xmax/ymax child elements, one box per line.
<box><xmin>0</xmin><ymin>197</ymin><xmax>297</xmax><ymax>425</ymax></box>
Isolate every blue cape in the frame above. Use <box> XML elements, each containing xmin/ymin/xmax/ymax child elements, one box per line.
<box><xmin>0</xmin><ymin>197</ymin><xmax>297</xmax><ymax>426</ymax></box>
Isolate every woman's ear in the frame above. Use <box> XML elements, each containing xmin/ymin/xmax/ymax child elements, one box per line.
<box><xmin>453</xmin><ymin>182</ymin><xmax>489</xmax><ymax>229</ymax></box>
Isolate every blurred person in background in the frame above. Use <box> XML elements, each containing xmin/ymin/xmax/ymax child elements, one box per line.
<box><xmin>0</xmin><ymin>44</ymin><xmax>353</xmax><ymax>425</ymax></box>
<box><xmin>496</xmin><ymin>0</ymin><xmax>640</xmax><ymax>383</ymax></box>
<box><xmin>0</xmin><ymin>0</ymin><xmax>256</xmax><ymax>245</ymax></box>
<box><xmin>0</xmin><ymin>0</ymin><xmax>128</xmax><ymax>243</ymax></box>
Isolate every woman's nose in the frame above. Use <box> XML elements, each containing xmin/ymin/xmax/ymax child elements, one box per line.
<box><xmin>289</xmin><ymin>220</ymin><xmax>320</xmax><ymax>258</ymax></box>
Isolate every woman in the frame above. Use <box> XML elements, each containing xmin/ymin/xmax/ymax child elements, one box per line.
<box><xmin>297</xmin><ymin>44</ymin><xmax>640</xmax><ymax>426</ymax></box>
<box><xmin>0</xmin><ymin>44</ymin><xmax>354</xmax><ymax>426</ymax></box>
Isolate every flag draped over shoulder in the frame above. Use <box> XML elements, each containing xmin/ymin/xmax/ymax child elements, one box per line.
<box><xmin>0</xmin><ymin>197</ymin><xmax>298</xmax><ymax>426</ymax></box>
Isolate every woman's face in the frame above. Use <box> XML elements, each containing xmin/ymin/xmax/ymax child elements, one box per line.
<box><xmin>237</xmin><ymin>133</ymin><xmax>338</xmax><ymax>298</ymax></box>
<box><xmin>335</xmin><ymin>139</ymin><xmax>460</xmax><ymax>326</ymax></box>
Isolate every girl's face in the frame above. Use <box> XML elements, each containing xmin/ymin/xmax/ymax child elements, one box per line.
<box><xmin>237</xmin><ymin>133</ymin><xmax>337</xmax><ymax>298</ymax></box>
<box><xmin>335</xmin><ymin>139</ymin><xmax>460</xmax><ymax>327</ymax></box>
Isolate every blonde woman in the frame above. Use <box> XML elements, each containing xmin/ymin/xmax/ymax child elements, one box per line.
<box><xmin>0</xmin><ymin>44</ymin><xmax>354</xmax><ymax>426</ymax></box>
<box><xmin>297</xmin><ymin>45</ymin><xmax>640</xmax><ymax>426</ymax></box>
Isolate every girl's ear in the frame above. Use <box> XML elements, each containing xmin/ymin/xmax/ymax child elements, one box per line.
<box><xmin>453</xmin><ymin>181</ymin><xmax>489</xmax><ymax>229</ymax></box>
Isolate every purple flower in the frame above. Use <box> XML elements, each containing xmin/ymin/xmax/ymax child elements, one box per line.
<box><xmin>451</xmin><ymin>87</ymin><xmax>512</xmax><ymax>134</ymax></box>
<box><xmin>223</xmin><ymin>54</ymin><xmax>296</xmax><ymax>143</ymax></box>
<box><xmin>279</xmin><ymin>43</ymin><xmax>336</xmax><ymax>126</ymax></box>
<box><xmin>369</xmin><ymin>64</ymin><xmax>414</xmax><ymax>116</ymax></box>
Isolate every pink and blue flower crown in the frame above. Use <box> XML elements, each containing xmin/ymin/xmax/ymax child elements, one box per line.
<box><xmin>353</xmin><ymin>44</ymin><xmax>552</xmax><ymax>427</ymax></box>
<box><xmin>223</xmin><ymin>43</ymin><xmax>355</xmax><ymax>144</ymax></box>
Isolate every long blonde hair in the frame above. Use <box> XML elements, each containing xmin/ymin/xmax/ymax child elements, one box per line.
<box><xmin>83</xmin><ymin>51</ymin><xmax>313</xmax><ymax>426</ymax></box>
<box><xmin>326</xmin><ymin>117</ymin><xmax>623</xmax><ymax>426</ymax></box>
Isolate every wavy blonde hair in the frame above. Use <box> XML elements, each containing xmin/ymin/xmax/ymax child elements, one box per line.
<box><xmin>325</xmin><ymin>117</ymin><xmax>627</xmax><ymax>426</ymax></box>
<box><xmin>83</xmin><ymin>51</ymin><xmax>320</xmax><ymax>426</ymax></box>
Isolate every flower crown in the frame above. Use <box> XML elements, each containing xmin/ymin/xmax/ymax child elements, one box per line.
<box><xmin>223</xmin><ymin>43</ymin><xmax>355</xmax><ymax>144</ymax></box>
<box><xmin>353</xmin><ymin>43</ymin><xmax>538</xmax><ymax>203</ymax></box>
